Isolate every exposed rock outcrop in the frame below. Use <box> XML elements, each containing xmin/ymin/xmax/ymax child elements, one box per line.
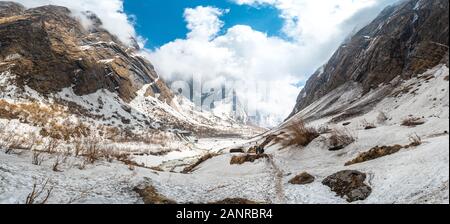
<box><xmin>289</xmin><ymin>0</ymin><xmax>449</xmax><ymax>120</ymax></box>
<box><xmin>288</xmin><ymin>172</ymin><xmax>315</xmax><ymax>185</ymax></box>
<box><xmin>0</xmin><ymin>3</ymin><xmax>173</xmax><ymax>103</ymax></box>
<box><xmin>322</xmin><ymin>170</ymin><xmax>372</xmax><ymax>202</ymax></box>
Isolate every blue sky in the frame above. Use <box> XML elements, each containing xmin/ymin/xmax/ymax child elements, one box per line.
<box><xmin>124</xmin><ymin>0</ymin><xmax>284</xmax><ymax>48</ymax></box>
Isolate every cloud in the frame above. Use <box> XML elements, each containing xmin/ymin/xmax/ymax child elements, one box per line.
<box><xmin>184</xmin><ymin>6</ymin><xmax>228</xmax><ymax>41</ymax></box>
<box><xmin>12</xmin><ymin>0</ymin><xmax>137</xmax><ymax>46</ymax></box>
<box><xmin>148</xmin><ymin>1</ymin><xmax>398</xmax><ymax>127</ymax></box>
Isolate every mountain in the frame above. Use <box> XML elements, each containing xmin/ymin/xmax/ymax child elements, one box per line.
<box><xmin>288</xmin><ymin>0</ymin><xmax>449</xmax><ymax>121</ymax></box>
<box><xmin>0</xmin><ymin>0</ymin><xmax>448</xmax><ymax>204</ymax></box>
<box><xmin>0</xmin><ymin>2</ymin><xmax>260</xmax><ymax>139</ymax></box>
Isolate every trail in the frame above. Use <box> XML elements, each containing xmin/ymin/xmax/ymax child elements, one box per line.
<box><xmin>267</xmin><ymin>154</ymin><xmax>286</xmax><ymax>204</ymax></box>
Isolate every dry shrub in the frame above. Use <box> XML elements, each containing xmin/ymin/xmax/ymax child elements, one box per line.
<box><xmin>52</xmin><ymin>154</ymin><xmax>66</xmax><ymax>172</ymax></box>
<box><xmin>328</xmin><ymin>129</ymin><xmax>356</xmax><ymax>151</ymax></box>
<box><xmin>401</xmin><ymin>117</ymin><xmax>425</xmax><ymax>127</ymax></box>
<box><xmin>281</xmin><ymin>120</ymin><xmax>319</xmax><ymax>147</ymax></box>
<box><xmin>408</xmin><ymin>134</ymin><xmax>422</xmax><ymax>147</ymax></box>
<box><xmin>0</xmin><ymin>100</ymin><xmax>66</xmax><ymax>127</ymax></box>
<box><xmin>25</xmin><ymin>178</ymin><xmax>53</xmax><ymax>204</ymax></box>
<box><xmin>0</xmin><ymin>130</ymin><xmax>33</xmax><ymax>153</ymax></box>
<box><xmin>40</xmin><ymin>121</ymin><xmax>90</xmax><ymax>141</ymax></box>
<box><xmin>32</xmin><ymin>150</ymin><xmax>45</xmax><ymax>165</ymax></box>
<box><xmin>83</xmin><ymin>137</ymin><xmax>102</xmax><ymax>164</ymax></box>
<box><xmin>361</xmin><ymin>119</ymin><xmax>376</xmax><ymax>130</ymax></box>
<box><xmin>230</xmin><ymin>154</ymin><xmax>269</xmax><ymax>165</ymax></box>
<box><xmin>43</xmin><ymin>138</ymin><xmax>60</xmax><ymax>154</ymax></box>
<box><xmin>377</xmin><ymin>111</ymin><xmax>388</xmax><ymax>123</ymax></box>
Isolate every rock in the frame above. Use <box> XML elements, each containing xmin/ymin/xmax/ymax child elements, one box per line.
<box><xmin>0</xmin><ymin>4</ymin><xmax>173</xmax><ymax>103</ymax></box>
<box><xmin>288</xmin><ymin>0</ymin><xmax>449</xmax><ymax>120</ymax></box>
<box><xmin>345</xmin><ymin>145</ymin><xmax>403</xmax><ymax>166</ymax></box>
<box><xmin>230</xmin><ymin>148</ymin><xmax>244</xmax><ymax>153</ymax></box>
<box><xmin>342</xmin><ymin>122</ymin><xmax>351</xmax><ymax>126</ymax></box>
<box><xmin>322</xmin><ymin>170</ymin><xmax>372</xmax><ymax>202</ymax></box>
<box><xmin>289</xmin><ymin>172</ymin><xmax>315</xmax><ymax>185</ymax></box>
<box><xmin>230</xmin><ymin>154</ymin><xmax>269</xmax><ymax>165</ymax></box>
<box><xmin>328</xmin><ymin>145</ymin><xmax>345</xmax><ymax>151</ymax></box>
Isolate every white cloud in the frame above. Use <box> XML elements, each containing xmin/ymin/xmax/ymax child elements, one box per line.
<box><xmin>184</xmin><ymin>6</ymin><xmax>228</xmax><ymax>41</ymax></box>
<box><xmin>148</xmin><ymin>1</ymin><xmax>398</xmax><ymax>127</ymax></box>
<box><xmin>12</xmin><ymin>0</ymin><xmax>137</xmax><ymax>46</ymax></box>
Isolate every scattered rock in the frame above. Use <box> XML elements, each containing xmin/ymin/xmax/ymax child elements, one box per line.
<box><xmin>328</xmin><ymin>145</ymin><xmax>345</xmax><ymax>151</ymax></box>
<box><xmin>322</xmin><ymin>170</ymin><xmax>372</xmax><ymax>202</ymax></box>
<box><xmin>401</xmin><ymin>117</ymin><xmax>426</xmax><ymax>127</ymax></box>
<box><xmin>134</xmin><ymin>185</ymin><xmax>177</xmax><ymax>204</ymax></box>
<box><xmin>230</xmin><ymin>154</ymin><xmax>269</xmax><ymax>165</ymax></box>
<box><xmin>289</xmin><ymin>172</ymin><xmax>315</xmax><ymax>185</ymax></box>
<box><xmin>345</xmin><ymin>145</ymin><xmax>403</xmax><ymax>166</ymax></box>
<box><xmin>230</xmin><ymin>148</ymin><xmax>244</xmax><ymax>153</ymax></box>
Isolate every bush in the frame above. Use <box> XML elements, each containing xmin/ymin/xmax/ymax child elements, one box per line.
<box><xmin>401</xmin><ymin>117</ymin><xmax>425</xmax><ymax>127</ymax></box>
<box><xmin>25</xmin><ymin>178</ymin><xmax>53</xmax><ymax>204</ymax></box>
<box><xmin>361</xmin><ymin>119</ymin><xmax>376</xmax><ymax>130</ymax></box>
<box><xmin>408</xmin><ymin>134</ymin><xmax>422</xmax><ymax>147</ymax></box>
<box><xmin>282</xmin><ymin>120</ymin><xmax>319</xmax><ymax>147</ymax></box>
<box><xmin>328</xmin><ymin>128</ymin><xmax>356</xmax><ymax>151</ymax></box>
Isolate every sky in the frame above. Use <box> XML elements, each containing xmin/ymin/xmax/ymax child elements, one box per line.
<box><xmin>13</xmin><ymin>0</ymin><xmax>399</xmax><ymax>127</ymax></box>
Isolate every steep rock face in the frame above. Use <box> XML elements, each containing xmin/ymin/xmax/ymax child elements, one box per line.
<box><xmin>289</xmin><ymin>0</ymin><xmax>449</xmax><ymax>118</ymax></box>
<box><xmin>0</xmin><ymin>3</ymin><xmax>172</xmax><ymax>103</ymax></box>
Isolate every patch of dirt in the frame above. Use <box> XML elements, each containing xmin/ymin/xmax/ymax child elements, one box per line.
<box><xmin>230</xmin><ymin>154</ymin><xmax>269</xmax><ymax>165</ymax></box>
<box><xmin>209</xmin><ymin>198</ymin><xmax>260</xmax><ymax>204</ymax></box>
<box><xmin>288</xmin><ymin>172</ymin><xmax>315</xmax><ymax>185</ymax></box>
<box><xmin>182</xmin><ymin>153</ymin><xmax>219</xmax><ymax>173</ymax></box>
<box><xmin>322</xmin><ymin>170</ymin><xmax>372</xmax><ymax>202</ymax></box>
<box><xmin>133</xmin><ymin>185</ymin><xmax>177</xmax><ymax>204</ymax></box>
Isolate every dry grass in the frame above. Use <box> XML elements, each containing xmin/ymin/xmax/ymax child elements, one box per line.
<box><xmin>328</xmin><ymin>128</ymin><xmax>356</xmax><ymax>151</ymax></box>
<box><xmin>281</xmin><ymin>120</ymin><xmax>319</xmax><ymax>148</ymax></box>
<box><xmin>401</xmin><ymin>117</ymin><xmax>425</xmax><ymax>127</ymax></box>
<box><xmin>361</xmin><ymin>119</ymin><xmax>376</xmax><ymax>130</ymax></box>
<box><xmin>230</xmin><ymin>154</ymin><xmax>269</xmax><ymax>165</ymax></box>
<box><xmin>408</xmin><ymin>134</ymin><xmax>422</xmax><ymax>147</ymax></box>
<box><xmin>52</xmin><ymin>154</ymin><xmax>67</xmax><ymax>172</ymax></box>
<box><xmin>83</xmin><ymin>137</ymin><xmax>102</xmax><ymax>164</ymax></box>
<box><xmin>377</xmin><ymin>111</ymin><xmax>389</xmax><ymax>124</ymax></box>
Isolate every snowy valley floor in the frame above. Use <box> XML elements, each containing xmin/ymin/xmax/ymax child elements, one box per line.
<box><xmin>0</xmin><ymin>128</ymin><xmax>448</xmax><ymax>204</ymax></box>
<box><xmin>0</xmin><ymin>65</ymin><xmax>449</xmax><ymax>204</ymax></box>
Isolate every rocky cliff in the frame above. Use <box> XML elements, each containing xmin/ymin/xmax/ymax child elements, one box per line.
<box><xmin>0</xmin><ymin>2</ymin><xmax>173</xmax><ymax>103</ymax></box>
<box><xmin>289</xmin><ymin>0</ymin><xmax>449</xmax><ymax>119</ymax></box>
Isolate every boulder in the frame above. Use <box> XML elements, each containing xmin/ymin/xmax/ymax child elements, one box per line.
<box><xmin>322</xmin><ymin>170</ymin><xmax>372</xmax><ymax>202</ymax></box>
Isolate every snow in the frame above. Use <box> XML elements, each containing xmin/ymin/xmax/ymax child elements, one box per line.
<box><xmin>0</xmin><ymin>62</ymin><xmax>448</xmax><ymax>204</ymax></box>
